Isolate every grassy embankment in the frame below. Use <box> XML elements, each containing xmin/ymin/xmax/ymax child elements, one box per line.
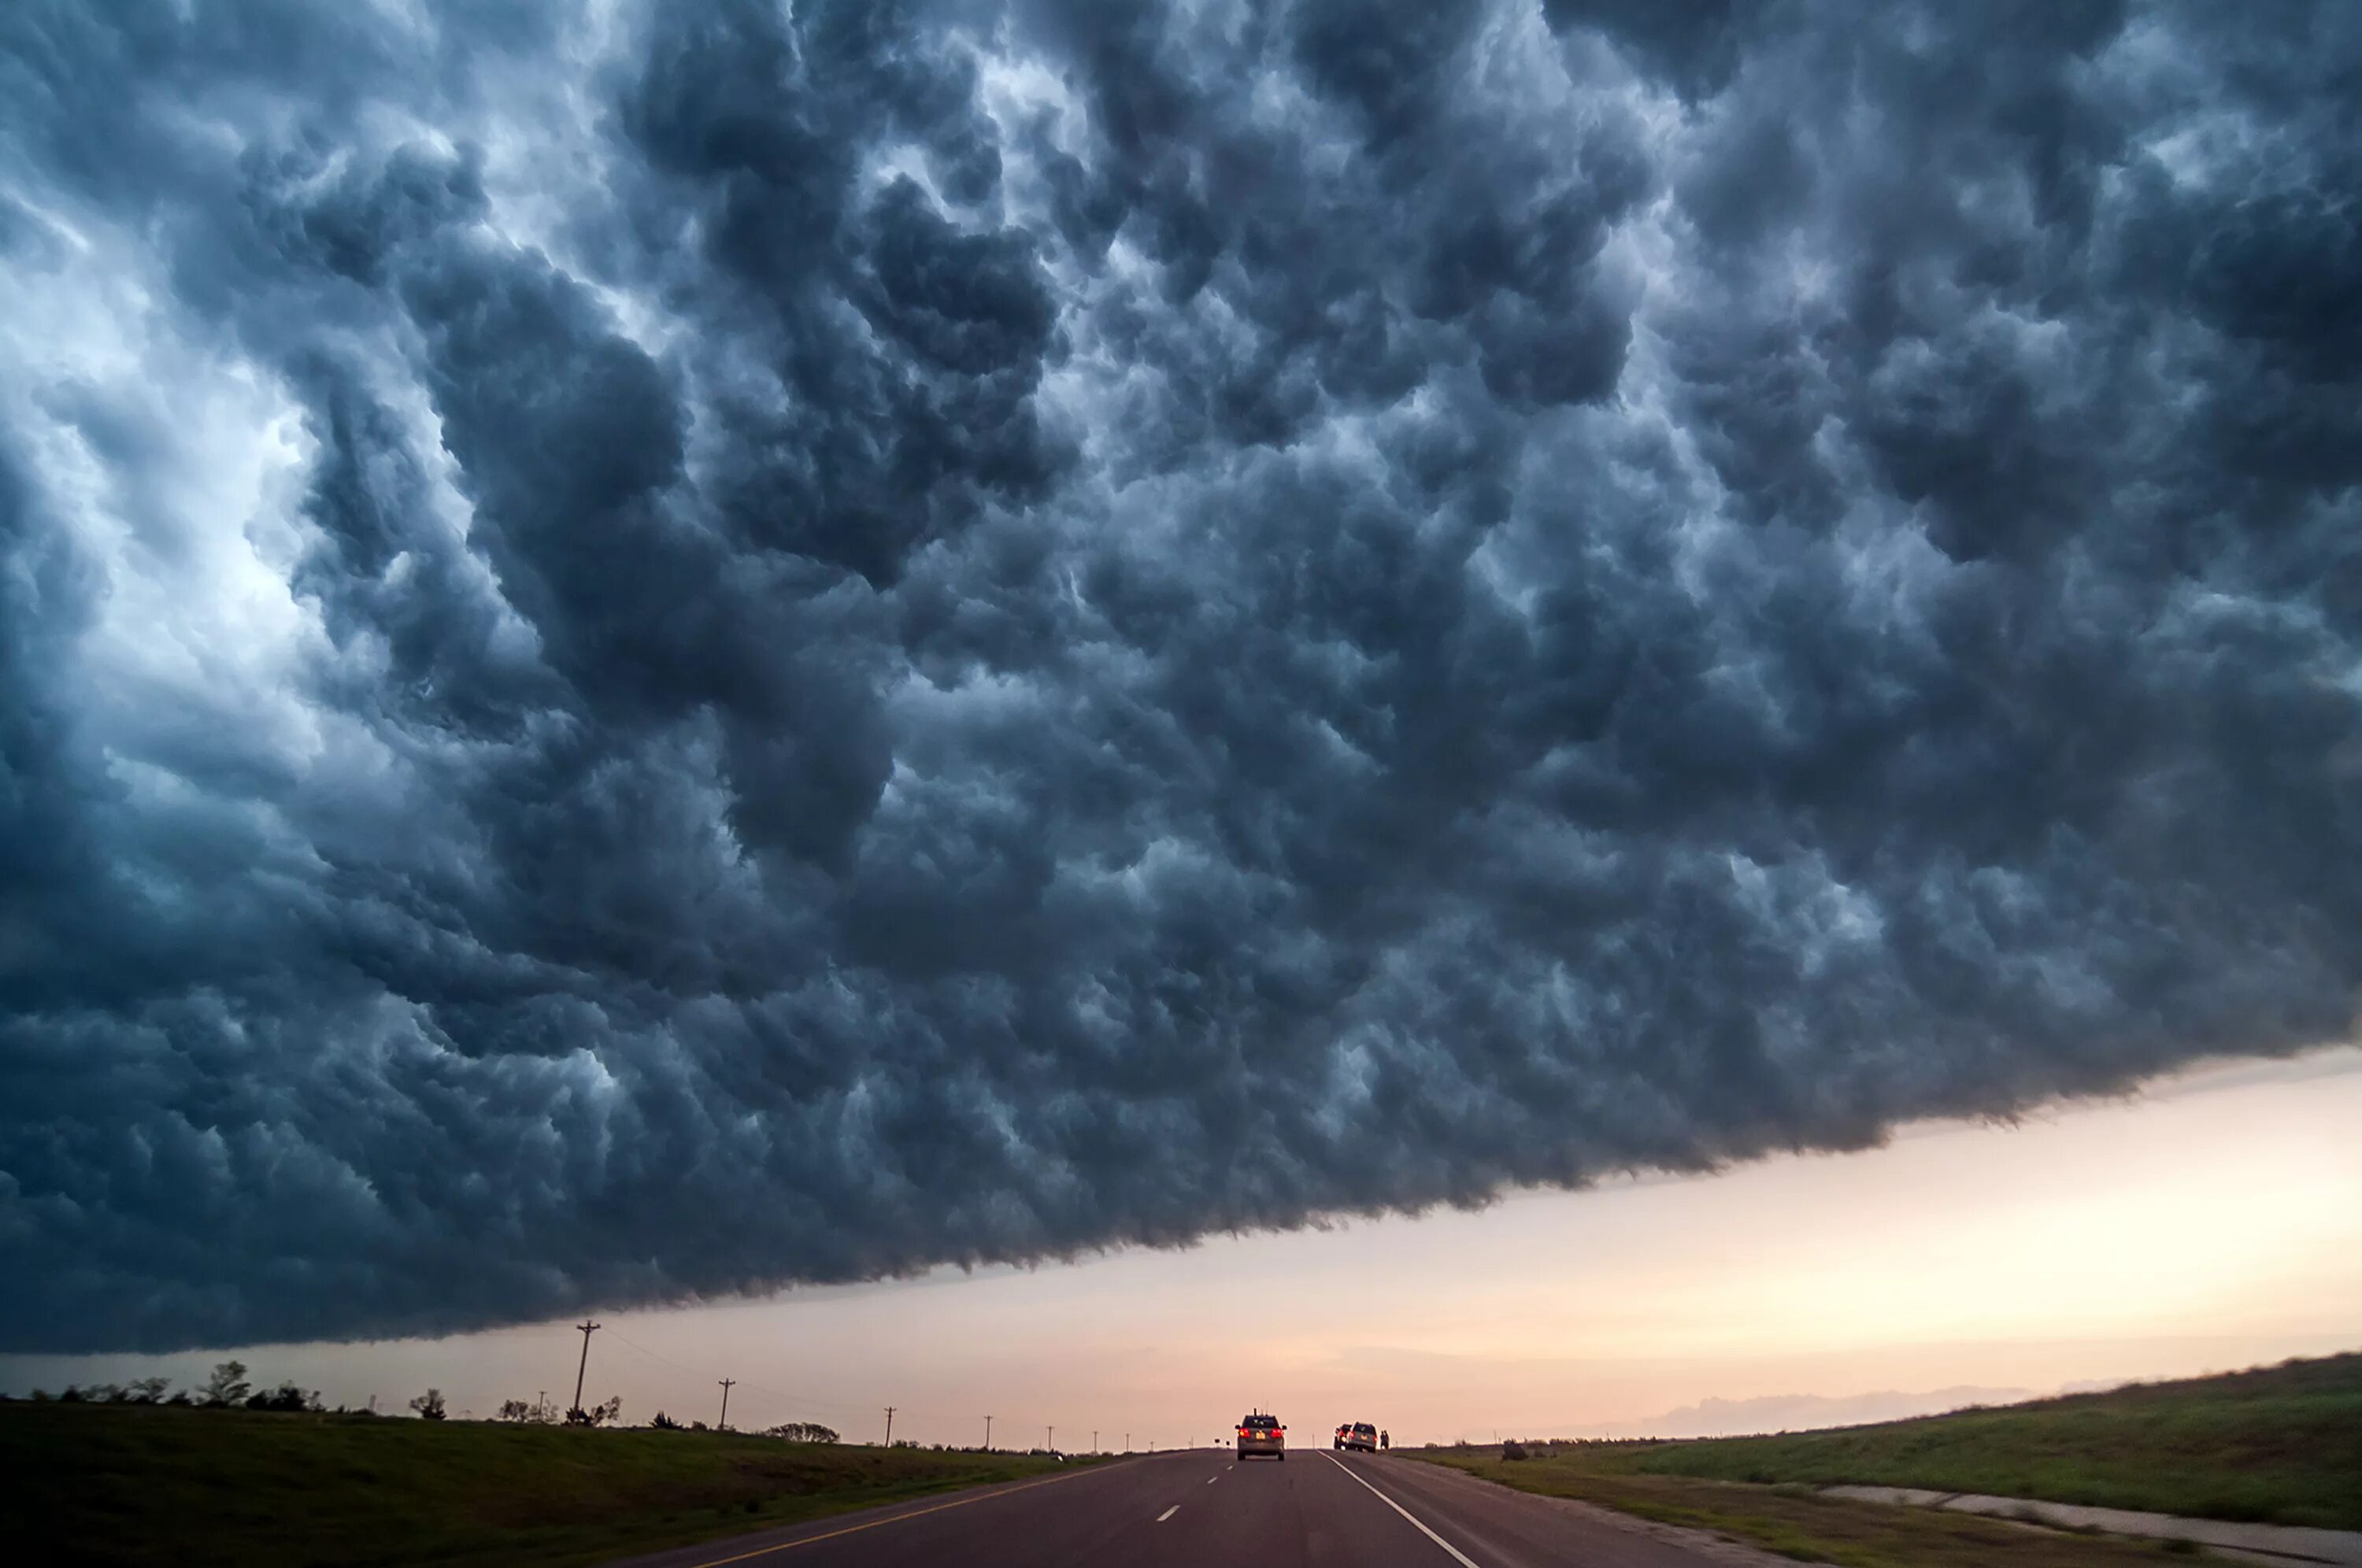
<box><xmin>1408</xmin><ymin>1352</ymin><xmax>2362</xmax><ymax>1567</ymax></box>
<box><xmin>7</xmin><ymin>1402</ymin><xmax>1096</xmax><ymax>1567</ymax></box>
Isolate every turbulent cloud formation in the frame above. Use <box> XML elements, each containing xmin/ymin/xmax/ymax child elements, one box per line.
<box><xmin>2</xmin><ymin>0</ymin><xmax>2357</xmax><ymax>1352</ymax></box>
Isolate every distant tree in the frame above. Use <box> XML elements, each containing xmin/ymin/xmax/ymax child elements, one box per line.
<box><xmin>650</xmin><ymin>1410</ymin><xmax>684</xmax><ymax>1431</ymax></box>
<box><xmin>1501</xmin><ymin>1440</ymin><xmax>1529</xmax><ymax>1461</ymax></box>
<box><xmin>565</xmin><ymin>1395</ymin><xmax>622</xmax><ymax>1426</ymax></box>
<box><xmin>202</xmin><ymin>1361</ymin><xmax>251</xmax><ymax>1407</ymax></box>
<box><xmin>692</xmin><ymin>1420</ymin><xmax>710</xmax><ymax>1431</ymax></box>
<box><xmin>127</xmin><ymin>1376</ymin><xmax>172</xmax><ymax>1405</ymax></box>
<box><xmin>409</xmin><ymin>1389</ymin><xmax>447</xmax><ymax>1421</ymax></box>
<box><xmin>497</xmin><ymin>1399</ymin><xmax>533</xmax><ymax>1422</ymax></box>
<box><xmin>762</xmin><ymin>1422</ymin><xmax>839</xmax><ymax>1444</ymax></box>
<box><xmin>57</xmin><ymin>1385</ymin><xmax>84</xmax><ymax>1403</ymax></box>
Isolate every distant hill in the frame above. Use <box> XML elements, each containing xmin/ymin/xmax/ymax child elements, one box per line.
<box><xmin>1608</xmin><ymin>1352</ymin><xmax>2362</xmax><ymax>1530</ymax></box>
<box><xmin>1416</xmin><ymin>1352</ymin><xmax>2362</xmax><ymax>1562</ymax></box>
<box><xmin>1568</xmin><ymin>1385</ymin><xmax>2041</xmax><ymax>1439</ymax></box>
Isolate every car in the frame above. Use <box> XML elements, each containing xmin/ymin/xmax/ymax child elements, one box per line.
<box><xmin>1237</xmin><ymin>1411</ymin><xmax>1286</xmax><ymax>1460</ymax></box>
<box><xmin>1333</xmin><ymin>1423</ymin><xmax>1349</xmax><ymax>1449</ymax></box>
<box><xmin>1342</xmin><ymin>1421</ymin><xmax>1378</xmax><ymax>1453</ymax></box>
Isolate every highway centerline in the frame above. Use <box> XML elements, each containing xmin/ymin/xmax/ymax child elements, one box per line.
<box><xmin>1323</xmin><ymin>1455</ymin><xmax>1483</xmax><ymax>1568</ymax></box>
<box><xmin>1156</xmin><ymin>1506</ymin><xmax>1179</xmax><ymax>1523</ymax></box>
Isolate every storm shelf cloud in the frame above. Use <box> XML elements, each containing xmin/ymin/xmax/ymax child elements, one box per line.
<box><xmin>1</xmin><ymin>0</ymin><xmax>2357</xmax><ymax>1353</ymax></box>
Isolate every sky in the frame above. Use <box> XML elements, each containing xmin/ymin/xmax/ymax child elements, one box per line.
<box><xmin>6</xmin><ymin>1045</ymin><xmax>2356</xmax><ymax>1444</ymax></box>
<box><xmin>3</xmin><ymin>0</ymin><xmax>2360</xmax><ymax>1383</ymax></box>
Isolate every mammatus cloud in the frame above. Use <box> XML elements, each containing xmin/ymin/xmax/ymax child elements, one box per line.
<box><xmin>2</xmin><ymin>0</ymin><xmax>2356</xmax><ymax>1352</ymax></box>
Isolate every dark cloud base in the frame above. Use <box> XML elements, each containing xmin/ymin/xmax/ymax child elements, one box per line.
<box><xmin>2</xmin><ymin>0</ymin><xmax>2357</xmax><ymax>1352</ymax></box>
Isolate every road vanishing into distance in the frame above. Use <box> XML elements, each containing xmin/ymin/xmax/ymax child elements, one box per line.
<box><xmin>608</xmin><ymin>1447</ymin><xmax>1734</xmax><ymax>1568</ymax></box>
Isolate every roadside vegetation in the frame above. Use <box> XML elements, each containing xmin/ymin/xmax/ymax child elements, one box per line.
<box><xmin>1407</xmin><ymin>1352</ymin><xmax>2362</xmax><ymax>1566</ymax></box>
<box><xmin>6</xmin><ymin>1399</ymin><xmax>1087</xmax><ymax>1567</ymax></box>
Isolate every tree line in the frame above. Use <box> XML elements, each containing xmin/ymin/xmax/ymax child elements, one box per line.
<box><xmin>12</xmin><ymin>1360</ymin><xmax>838</xmax><ymax>1440</ymax></box>
<box><xmin>19</xmin><ymin>1361</ymin><xmax>350</xmax><ymax>1414</ymax></box>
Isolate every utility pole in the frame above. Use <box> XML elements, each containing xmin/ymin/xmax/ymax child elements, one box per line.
<box><xmin>717</xmin><ymin>1380</ymin><xmax>735</xmax><ymax>1433</ymax></box>
<box><xmin>983</xmin><ymin>1415</ymin><xmax>993</xmax><ymax>1451</ymax></box>
<box><xmin>570</xmin><ymin>1322</ymin><xmax>600</xmax><ymax>1419</ymax></box>
<box><xmin>1046</xmin><ymin>1425</ymin><xmax>1054</xmax><ymax>1452</ymax></box>
<box><xmin>1124</xmin><ymin>1433</ymin><xmax>1130</xmax><ymax>1452</ymax></box>
<box><xmin>1091</xmin><ymin>1429</ymin><xmax>1098</xmax><ymax>1454</ymax></box>
<box><xmin>883</xmin><ymin>1407</ymin><xmax>896</xmax><ymax>1448</ymax></box>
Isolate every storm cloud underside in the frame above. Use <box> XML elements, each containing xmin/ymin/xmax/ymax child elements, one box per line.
<box><xmin>2</xmin><ymin>0</ymin><xmax>2358</xmax><ymax>1352</ymax></box>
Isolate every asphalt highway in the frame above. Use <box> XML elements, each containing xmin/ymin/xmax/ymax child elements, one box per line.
<box><xmin>606</xmin><ymin>1446</ymin><xmax>1736</xmax><ymax>1568</ymax></box>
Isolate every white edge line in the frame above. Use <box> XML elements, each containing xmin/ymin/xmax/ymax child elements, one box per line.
<box><xmin>1323</xmin><ymin>1454</ymin><xmax>1482</xmax><ymax>1568</ymax></box>
<box><xmin>1156</xmin><ymin>1505</ymin><xmax>1179</xmax><ymax>1522</ymax></box>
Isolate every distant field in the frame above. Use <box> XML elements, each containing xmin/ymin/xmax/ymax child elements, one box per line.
<box><xmin>6</xmin><ymin>1402</ymin><xmax>1090</xmax><ymax>1567</ymax></box>
<box><xmin>1408</xmin><ymin>1352</ymin><xmax>2362</xmax><ymax>1566</ymax></box>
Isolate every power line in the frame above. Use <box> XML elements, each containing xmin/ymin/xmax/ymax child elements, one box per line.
<box><xmin>563</xmin><ymin>1322</ymin><xmax>1100</xmax><ymax>1444</ymax></box>
<box><xmin>596</xmin><ymin>1326</ymin><xmax>706</xmax><ymax>1381</ymax></box>
<box><xmin>597</xmin><ymin>1326</ymin><xmax>866</xmax><ymax>1421</ymax></box>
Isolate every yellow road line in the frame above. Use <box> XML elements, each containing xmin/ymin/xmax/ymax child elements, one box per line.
<box><xmin>677</xmin><ymin>1465</ymin><xmax>1098</xmax><ymax>1566</ymax></box>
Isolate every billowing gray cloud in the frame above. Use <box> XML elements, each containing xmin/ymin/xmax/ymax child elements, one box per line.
<box><xmin>1</xmin><ymin>0</ymin><xmax>2356</xmax><ymax>1352</ymax></box>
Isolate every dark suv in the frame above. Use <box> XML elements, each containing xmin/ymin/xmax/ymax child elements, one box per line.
<box><xmin>1342</xmin><ymin>1421</ymin><xmax>1378</xmax><ymax>1453</ymax></box>
<box><xmin>1237</xmin><ymin>1411</ymin><xmax>1286</xmax><ymax>1460</ymax></box>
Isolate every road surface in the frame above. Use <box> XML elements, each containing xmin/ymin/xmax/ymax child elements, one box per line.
<box><xmin>605</xmin><ymin>1447</ymin><xmax>1746</xmax><ymax>1567</ymax></box>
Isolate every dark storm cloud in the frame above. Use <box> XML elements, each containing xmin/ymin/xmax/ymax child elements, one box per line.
<box><xmin>2</xmin><ymin>0</ymin><xmax>2357</xmax><ymax>1352</ymax></box>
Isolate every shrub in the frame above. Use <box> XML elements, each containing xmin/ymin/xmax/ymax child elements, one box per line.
<box><xmin>245</xmin><ymin>1383</ymin><xmax>321</xmax><ymax>1413</ymax></box>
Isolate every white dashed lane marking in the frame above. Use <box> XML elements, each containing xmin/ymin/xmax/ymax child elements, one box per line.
<box><xmin>1156</xmin><ymin>1506</ymin><xmax>1179</xmax><ymax>1523</ymax></box>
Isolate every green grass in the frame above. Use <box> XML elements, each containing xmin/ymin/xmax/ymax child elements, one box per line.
<box><xmin>5</xmin><ymin>1402</ymin><xmax>1095</xmax><ymax>1567</ymax></box>
<box><xmin>1405</xmin><ymin>1455</ymin><xmax>2216</xmax><ymax>1567</ymax></box>
<box><xmin>1402</xmin><ymin>1353</ymin><xmax>2362</xmax><ymax>1566</ymax></box>
<box><xmin>1602</xmin><ymin>1353</ymin><xmax>2362</xmax><ymax>1531</ymax></box>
